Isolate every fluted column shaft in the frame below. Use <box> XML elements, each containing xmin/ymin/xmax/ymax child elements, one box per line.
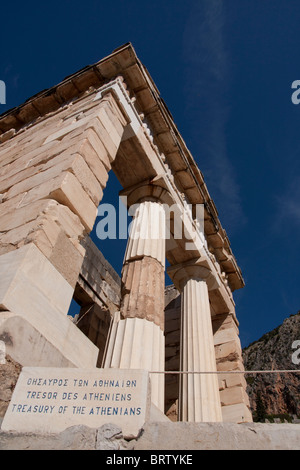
<box><xmin>179</xmin><ymin>276</ymin><xmax>222</xmax><ymax>422</ymax></box>
<box><xmin>124</xmin><ymin>199</ymin><xmax>166</xmax><ymax>268</ymax></box>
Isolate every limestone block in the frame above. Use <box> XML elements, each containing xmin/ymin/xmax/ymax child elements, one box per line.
<box><xmin>2</xmin><ymin>422</ymin><xmax>300</xmax><ymax>450</ymax></box>
<box><xmin>215</xmin><ymin>340</ymin><xmax>241</xmax><ymax>362</ymax></box>
<box><xmin>0</xmin><ymin>311</ymin><xmax>98</xmax><ymax>368</ymax></box>
<box><xmin>0</xmin><ymin>198</ymin><xmax>84</xmax><ymax>238</ymax></box>
<box><xmin>45</xmin><ymin>113</ymin><xmax>120</xmax><ymax>166</ymax></box>
<box><xmin>96</xmin><ymin>424</ymin><xmax>128</xmax><ymax>450</ymax></box>
<box><xmin>0</xmin><ymin>200</ymin><xmax>85</xmax><ymax>285</ymax></box>
<box><xmin>97</xmin><ymin>100</ymin><xmax>127</xmax><ymax>137</ymax></box>
<box><xmin>214</xmin><ymin>327</ymin><xmax>241</xmax><ymax>347</ymax></box>
<box><xmin>0</xmin><ymin>243</ymin><xmax>73</xmax><ymax>316</ymax></box>
<box><xmin>87</xmin><ymin>117</ymin><xmax>119</xmax><ymax>163</ymax></box>
<box><xmin>43</xmin><ymin>115</ymin><xmax>93</xmax><ymax>144</ymax></box>
<box><xmin>40</xmin><ymin>152</ymin><xmax>103</xmax><ymax>206</ymax></box>
<box><xmin>0</xmin><ymin>119</ymin><xmax>110</xmax><ymax>203</ymax></box>
<box><xmin>32</xmin><ymin>227</ymin><xmax>84</xmax><ymax>288</ymax></box>
<box><xmin>14</xmin><ymin>172</ymin><xmax>97</xmax><ymax>232</ymax></box>
<box><xmin>0</xmin><ymin>199</ymin><xmax>56</xmax><ymax>233</ymax></box>
<box><xmin>96</xmin><ymin>107</ymin><xmax>124</xmax><ymax>146</ymax></box>
<box><xmin>0</xmin><ymin>137</ymin><xmax>77</xmax><ymax>179</ymax></box>
<box><xmin>44</xmin><ymin>199</ymin><xmax>85</xmax><ymax>241</ymax></box>
<box><xmin>216</xmin><ymin>359</ymin><xmax>245</xmax><ymax>371</ymax></box>
<box><xmin>63</xmin><ymin>95</ymin><xmax>100</xmax><ymax>118</ymax></box>
<box><xmin>212</xmin><ymin>312</ymin><xmax>239</xmax><ymax>333</ymax></box>
<box><xmin>218</xmin><ymin>372</ymin><xmax>247</xmax><ymax>390</ymax></box>
<box><xmin>80</xmin><ymin>127</ymin><xmax>111</xmax><ymax>171</ymax></box>
<box><xmin>0</xmin><ymin>245</ymin><xmax>98</xmax><ymax>368</ymax></box>
<box><xmin>92</xmin><ymin>91</ymin><xmax>128</xmax><ymax>126</ymax></box>
<box><xmin>219</xmin><ymin>386</ymin><xmax>250</xmax><ymax>407</ymax></box>
<box><xmin>76</xmin><ymin>135</ymin><xmax>110</xmax><ymax>187</ymax></box>
<box><xmin>78</xmin><ymin>237</ymin><xmax>121</xmax><ymax>309</ymax></box>
<box><xmin>0</xmin><ymin>164</ymin><xmax>37</xmax><ymax>194</ymax></box>
<box><xmin>221</xmin><ymin>403</ymin><xmax>253</xmax><ymax>424</ymax></box>
<box><xmin>4</xmin><ymin>152</ymin><xmax>100</xmax><ymax>206</ymax></box>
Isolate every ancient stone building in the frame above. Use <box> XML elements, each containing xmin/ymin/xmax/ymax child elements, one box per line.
<box><xmin>0</xmin><ymin>43</ymin><xmax>252</xmax><ymax>423</ymax></box>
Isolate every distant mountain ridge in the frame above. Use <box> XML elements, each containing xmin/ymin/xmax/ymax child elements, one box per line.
<box><xmin>242</xmin><ymin>312</ymin><xmax>300</xmax><ymax>422</ymax></box>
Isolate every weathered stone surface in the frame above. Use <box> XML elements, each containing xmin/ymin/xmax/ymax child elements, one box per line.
<box><xmin>77</xmin><ymin>235</ymin><xmax>121</xmax><ymax>312</ymax></box>
<box><xmin>0</xmin><ymin>424</ymin><xmax>97</xmax><ymax>450</ymax></box>
<box><xmin>221</xmin><ymin>402</ymin><xmax>253</xmax><ymax>423</ymax></box>
<box><xmin>96</xmin><ymin>423</ymin><xmax>130</xmax><ymax>450</ymax></box>
<box><xmin>0</xmin><ymin>355</ymin><xmax>22</xmax><ymax>418</ymax></box>
<box><xmin>0</xmin><ymin>312</ymin><xmax>86</xmax><ymax>369</ymax></box>
<box><xmin>219</xmin><ymin>385</ymin><xmax>250</xmax><ymax>407</ymax></box>
<box><xmin>121</xmin><ymin>257</ymin><xmax>165</xmax><ymax>330</ymax></box>
<box><xmin>0</xmin><ymin>421</ymin><xmax>299</xmax><ymax>450</ymax></box>
<box><xmin>133</xmin><ymin>421</ymin><xmax>300</xmax><ymax>450</ymax></box>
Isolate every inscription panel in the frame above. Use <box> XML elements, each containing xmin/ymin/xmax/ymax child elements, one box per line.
<box><xmin>1</xmin><ymin>367</ymin><xmax>150</xmax><ymax>438</ymax></box>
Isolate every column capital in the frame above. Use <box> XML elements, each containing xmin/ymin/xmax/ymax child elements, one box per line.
<box><xmin>120</xmin><ymin>178</ymin><xmax>173</xmax><ymax>208</ymax></box>
<box><xmin>167</xmin><ymin>257</ymin><xmax>220</xmax><ymax>291</ymax></box>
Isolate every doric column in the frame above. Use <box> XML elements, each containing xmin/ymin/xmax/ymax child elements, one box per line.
<box><xmin>168</xmin><ymin>263</ymin><xmax>223</xmax><ymax>422</ymax></box>
<box><xmin>104</xmin><ymin>185</ymin><xmax>168</xmax><ymax>412</ymax></box>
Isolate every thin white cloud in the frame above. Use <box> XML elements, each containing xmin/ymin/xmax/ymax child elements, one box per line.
<box><xmin>182</xmin><ymin>0</ymin><xmax>246</xmax><ymax>233</ymax></box>
<box><xmin>275</xmin><ymin>176</ymin><xmax>300</xmax><ymax>231</ymax></box>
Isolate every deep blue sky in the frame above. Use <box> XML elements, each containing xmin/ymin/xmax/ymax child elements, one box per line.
<box><xmin>1</xmin><ymin>0</ymin><xmax>300</xmax><ymax>347</ymax></box>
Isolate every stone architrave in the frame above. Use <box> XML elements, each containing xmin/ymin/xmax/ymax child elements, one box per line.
<box><xmin>1</xmin><ymin>367</ymin><xmax>151</xmax><ymax>439</ymax></box>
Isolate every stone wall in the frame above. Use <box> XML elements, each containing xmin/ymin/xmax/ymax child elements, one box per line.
<box><xmin>75</xmin><ymin>236</ymin><xmax>121</xmax><ymax>314</ymax></box>
<box><xmin>0</xmin><ymin>90</ymin><xmax>126</xmax><ymax>285</ymax></box>
<box><xmin>0</xmin><ymin>84</ymin><xmax>127</xmax><ymax>369</ymax></box>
